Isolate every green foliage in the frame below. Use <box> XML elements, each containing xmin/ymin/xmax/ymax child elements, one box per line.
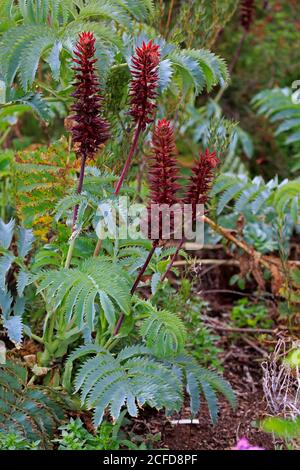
<box><xmin>0</xmin><ymin>359</ymin><xmax>66</xmax><ymax>448</ymax></box>
<box><xmin>211</xmin><ymin>173</ymin><xmax>299</xmax><ymax>253</ymax></box>
<box><xmin>56</xmin><ymin>417</ymin><xmax>122</xmax><ymax>450</ymax></box>
<box><xmin>180</xmin><ymin>101</ymin><xmax>250</xmax><ymax>174</ymax></box>
<box><xmin>66</xmin><ymin>343</ymin><xmax>235</xmax><ymax>427</ymax></box>
<box><xmin>252</xmin><ymin>87</ymin><xmax>300</xmax><ymax>172</ymax></box>
<box><xmin>34</xmin><ymin>257</ymin><xmax>131</xmax><ymax>331</ymax></box>
<box><xmin>262</xmin><ymin>416</ymin><xmax>300</xmax><ymax>440</ymax></box>
<box><xmin>0</xmin><ymin>218</ymin><xmax>34</xmax><ymax>345</ymax></box>
<box><xmin>15</xmin><ymin>139</ymin><xmax>77</xmax><ymax>237</ymax></box>
<box><xmin>55</xmin><ymin>414</ymin><xmax>160</xmax><ymax>450</ymax></box>
<box><xmin>138</xmin><ymin>302</ymin><xmax>187</xmax><ymax>357</ymax></box>
<box><xmin>171</xmin><ymin>354</ymin><xmax>236</xmax><ymax>424</ymax></box>
<box><xmin>0</xmin><ymin>0</ymin><xmax>229</xmax><ymax>109</ymax></box>
<box><xmin>0</xmin><ymin>431</ymin><xmax>40</xmax><ymax>450</ymax></box>
<box><xmin>230</xmin><ymin>298</ymin><xmax>272</xmax><ymax>329</ymax></box>
<box><xmin>167</xmin><ymin>0</ymin><xmax>238</xmax><ymax>49</ymax></box>
<box><xmin>152</xmin><ymin>281</ymin><xmax>222</xmax><ymax>369</ymax></box>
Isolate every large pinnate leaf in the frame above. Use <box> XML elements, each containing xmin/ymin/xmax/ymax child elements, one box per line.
<box><xmin>34</xmin><ymin>257</ymin><xmax>132</xmax><ymax>330</ymax></box>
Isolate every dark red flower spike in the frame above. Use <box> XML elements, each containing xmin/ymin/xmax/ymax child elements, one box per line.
<box><xmin>114</xmin><ymin>40</ymin><xmax>160</xmax><ymax>195</ymax></box>
<box><xmin>71</xmin><ymin>31</ymin><xmax>110</xmax><ymax>161</ymax></box>
<box><xmin>148</xmin><ymin>119</ymin><xmax>180</xmax><ymax>206</ymax></box>
<box><xmin>184</xmin><ymin>148</ymin><xmax>219</xmax><ymax>220</ymax></box>
<box><xmin>161</xmin><ymin>149</ymin><xmax>219</xmax><ymax>281</ymax></box>
<box><xmin>69</xmin><ymin>32</ymin><xmax>110</xmax><ymax>234</ymax></box>
<box><xmin>240</xmin><ymin>0</ymin><xmax>256</xmax><ymax>32</ymax></box>
<box><xmin>129</xmin><ymin>40</ymin><xmax>160</xmax><ymax>130</ymax></box>
<box><xmin>145</xmin><ymin>119</ymin><xmax>181</xmax><ymax>241</ymax></box>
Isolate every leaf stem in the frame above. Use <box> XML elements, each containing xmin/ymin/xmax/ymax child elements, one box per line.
<box><xmin>64</xmin><ymin>237</ymin><xmax>76</xmax><ymax>269</ymax></box>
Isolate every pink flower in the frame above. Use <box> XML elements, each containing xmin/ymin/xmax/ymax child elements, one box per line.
<box><xmin>232</xmin><ymin>438</ymin><xmax>264</xmax><ymax>450</ymax></box>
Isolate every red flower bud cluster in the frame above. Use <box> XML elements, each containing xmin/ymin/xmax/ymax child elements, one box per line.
<box><xmin>129</xmin><ymin>40</ymin><xmax>160</xmax><ymax>131</ymax></box>
<box><xmin>148</xmin><ymin>119</ymin><xmax>180</xmax><ymax>206</ymax></box>
<box><xmin>71</xmin><ymin>32</ymin><xmax>110</xmax><ymax>159</ymax></box>
<box><xmin>184</xmin><ymin>148</ymin><xmax>219</xmax><ymax>219</ymax></box>
<box><xmin>240</xmin><ymin>0</ymin><xmax>256</xmax><ymax>32</ymax></box>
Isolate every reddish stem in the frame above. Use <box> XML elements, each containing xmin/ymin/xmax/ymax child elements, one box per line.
<box><xmin>161</xmin><ymin>238</ymin><xmax>184</xmax><ymax>282</ymax></box>
<box><xmin>165</xmin><ymin>0</ymin><xmax>175</xmax><ymax>38</ymax></box>
<box><xmin>72</xmin><ymin>153</ymin><xmax>87</xmax><ymax>230</ymax></box>
<box><xmin>113</xmin><ymin>240</ymin><xmax>158</xmax><ymax>336</ymax></box>
<box><xmin>114</xmin><ymin>122</ymin><xmax>142</xmax><ymax>195</ymax></box>
<box><xmin>229</xmin><ymin>29</ymin><xmax>247</xmax><ymax>74</ymax></box>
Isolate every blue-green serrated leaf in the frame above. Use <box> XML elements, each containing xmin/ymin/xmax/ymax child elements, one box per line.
<box><xmin>17</xmin><ymin>227</ymin><xmax>34</xmax><ymax>258</ymax></box>
<box><xmin>0</xmin><ymin>288</ymin><xmax>13</xmax><ymax>317</ymax></box>
<box><xmin>45</xmin><ymin>40</ymin><xmax>62</xmax><ymax>81</ymax></box>
<box><xmin>3</xmin><ymin>316</ymin><xmax>23</xmax><ymax>346</ymax></box>
<box><xmin>16</xmin><ymin>270</ymin><xmax>29</xmax><ymax>297</ymax></box>
<box><xmin>158</xmin><ymin>58</ymin><xmax>173</xmax><ymax>92</ymax></box>
<box><xmin>186</xmin><ymin>371</ymin><xmax>200</xmax><ymax>416</ymax></box>
<box><xmin>0</xmin><ymin>253</ymin><xmax>14</xmax><ymax>290</ymax></box>
<box><xmin>151</xmin><ymin>272</ymin><xmax>161</xmax><ymax>295</ymax></box>
<box><xmin>99</xmin><ymin>290</ymin><xmax>116</xmax><ymax>327</ymax></box>
<box><xmin>0</xmin><ymin>219</ymin><xmax>14</xmax><ymax>249</ymax></box>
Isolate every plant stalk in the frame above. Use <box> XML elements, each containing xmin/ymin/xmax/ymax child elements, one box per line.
<box><xmin>113</xmin><ymin>240</ymin><xmax>158</xmax><ymax>336</ymax></box>
<box><xmin>114</xmin><ymin>122</ymin><xmax>142</xmax><ymax>195</ymax></box>
<box><xmin>64</xmin><ymin>153</ymin><xmax>87</xmax><ymax>268</ymax></box>
<box><xmin>93</xmin><ymin>238</ymin><xmax>102</xmax><ymax>257</ymax></box>
<box><xmin>161</xmin><ymin>238</ymin><xmax>184</xmax><ymax>282</ymax></box>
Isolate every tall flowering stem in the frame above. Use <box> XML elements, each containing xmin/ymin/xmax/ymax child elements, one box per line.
<box><xmin>114</xmin><ymin>41</ymin><xmax>160</xmax><ymax>195</ymax></box>
<box><xmin>162</xmin><ymin>149</ymin><xmax>219</xmax><ymax>281</ymax></box>
<box><xmin>113</xmin><ymin>119</ymin><xmax>178</xmax><ymax>336</ymax></box>
<box><xmin>66</xmin><ymin>31</ymin><xmax>109</xmax><ymax>267</ymax></box>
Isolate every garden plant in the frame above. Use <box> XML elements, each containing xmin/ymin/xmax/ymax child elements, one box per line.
<box><xmin>0</xmin><ymin>0</ymin><xmax>300</xmax><ymax>454</ymax></box>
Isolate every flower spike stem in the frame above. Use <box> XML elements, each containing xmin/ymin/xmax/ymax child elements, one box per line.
<box><xmin>65</xmin><ymin>153</ymin><xmax>87</xmax><ymax>268</ymax></box>
<box><xmin>114</xmin><ymin>121</ymin><xmax>142</xmax><ymax>195</ymax></box>
<box><xmin>66</xmin><ymin>31</ymin><xmax>109</xmax><ymax>266</ymax></box>
<box><xmin>114</xmin><ymin>41</ymin><xmax>160</xmax><ymax>195</ymax></box>
<box><xmin>161</xmin><ymin>238</ymin><xmax>184</xmax><ymax>282</ymax></box>
<box><xmin>113</xmin><ymin>240</ymin><xmax>158</xmax><ymax>336</ymax></box>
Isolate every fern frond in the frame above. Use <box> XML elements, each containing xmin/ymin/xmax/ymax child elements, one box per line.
<box><xmin>273</xmin><ymin>180</ymin><xmax>300</xmax><ymax>223</ymax></box>
<box><xmin>169</xmin><ymin>49</ymin><xmax>229</xmax><ymax>95</ymax></box>
<box><xmin>75</xmin><ymin>0</ymin><xmax>133</xmax><ymax>29</ymax></box>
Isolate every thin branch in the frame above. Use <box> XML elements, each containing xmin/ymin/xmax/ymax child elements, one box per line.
<box><xmin>114</xmin><ymin>122</ymin><xmax>142</xmax><ymax>195</ymax></box>
<box><xmin>205</xmin><ymin>321</ymin><xmax>274</xmax><ymax>335</ymax></box>
<box><xmin>161</xmin><ymin>238</ymin><xmax>184</xmax><ymax>281</ymax></box>
<box><xmin>165</xmin><ymin>0</ymin><xmax>175</xmax><ymax>38</ymax></box>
